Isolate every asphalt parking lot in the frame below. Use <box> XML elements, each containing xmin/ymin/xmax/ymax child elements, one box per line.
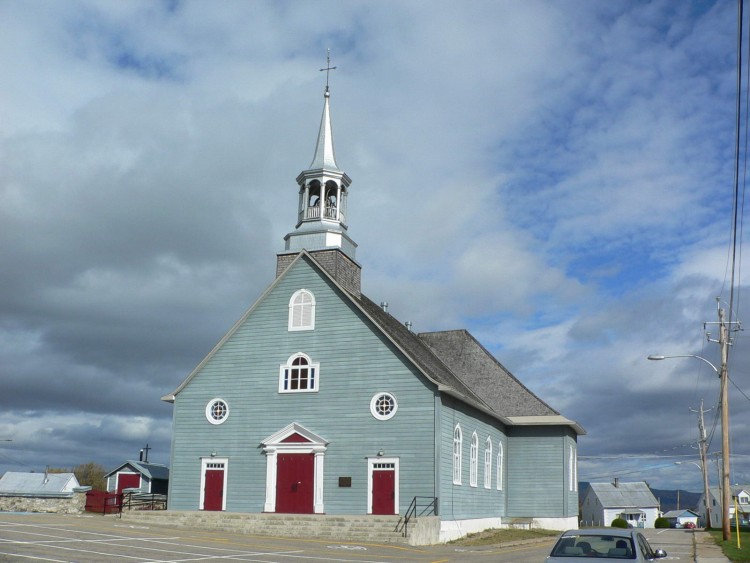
<box><xmin>0</xmin><ymin>513</ymin><xmax>695</xmax><ymax>563</ymax></box>
<box><xmin>0</xmin><ymin>512</ymin><xmax>547</xmax><ymax>563</ymax></box>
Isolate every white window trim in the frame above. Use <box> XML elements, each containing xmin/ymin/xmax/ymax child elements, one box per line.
<box><xmin>199</xmin><ymin>457</ymin><xmax>228</xmax><ymax>511</ymax></box>
<box><xmin>288</xmin><ymin>289</ymin><xmax>316</xmax><ymax>331</ymax></box>
<box><xmin>569</xmin><ymin>445</ymin><xmax>578</xmax><ymax>492</ymax></box>
<box><xmin>205</xmin><ymin>398</ymin><xmax>229</xmax><ymax>425</ymax></box>
<box><xmin>453</xmin><ymin>424</ymin><xmax>462</xmax><ymax>485</ymax></box>
<box><xmin>470</xmin><ymin>432</ymin><xmax>478</xmax><ymax>487</ymax></box>
<box><xmin>278</xmin><ymin>353</ymin><xmax>320</xmax><ymax>393</ymax></box>
<box><xmin>370</xmin><ymin>392</ymin><xmax>398</xmax><ymax>420</ymax></box>
<box><xmin>497</xmin><ymin>442</ymin><xmax>504</xmax><ymax>491</ymax></box>
<box><xmin>484</xmin><ymin>437</ymin><xmax>492</xmax><ymax>489</ymax></box>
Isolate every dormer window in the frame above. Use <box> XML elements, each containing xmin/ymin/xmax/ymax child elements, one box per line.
<box><xmin>279</xmin><ymin>353</ymin><xmax>319</xmax><ymax>393</ymax></box>
<box><xmin>289</xmin><ymin>289</ymin><xmax>315</xmax><ymax>331</ymax></box>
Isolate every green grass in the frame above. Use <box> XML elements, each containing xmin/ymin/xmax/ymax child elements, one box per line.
<box><xmin>448</xmin><ymin>527</ymin><xmax>559</xmax><ymax>546</ymax></box>
<box><xmin>709</xmin><ymin>529</ymin><xmax>750</xmax><ymax>562</ymax></box>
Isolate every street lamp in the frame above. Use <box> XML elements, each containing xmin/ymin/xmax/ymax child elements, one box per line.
<box><xmin>675</xmin><ymin>461</ymin><xmax>712</xmax><ymax>528</ymax></box>
<box><xmin>647</xmin><ymin>355</ymin><xmax>719</xmax><ymax>374</ymax></box>
<box><xmin>648</xmin><ymin>352</ymin><xmax>731</xmax><ymax>540</ymax></box>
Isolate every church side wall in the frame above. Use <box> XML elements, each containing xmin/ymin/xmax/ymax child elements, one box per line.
<box><xmin>168</xmin><ymin>259</ymin><xmax>438</xmax><ymax>514</ymax></box>
<box><xmin>438</xmin><ymin>397</ymin><xmax>507</xmax><ymax>520</ymax></box>
<box><xmin>506</xmin><ymin>427</ymin><xmax>578</xmax><ymax>520</ymax></box>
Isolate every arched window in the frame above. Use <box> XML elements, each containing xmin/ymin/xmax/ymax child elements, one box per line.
<box><xmin>288</xmin><ymin>289</ymin><xmax>315</xmax><ymax>331</ymax></box>
<box><xmin>484</xmin><ymin>437</ymin><xmax>492</xmax><ymax>489</ymax></box>
<box><xmin>279</xmin><ymin>353</ymin><xmax>319</xmax><ymax>393</ymax></box>
<box><xmin>497</xmin><ymin>442</ymin><xmax>504</xmax><ymax>491</ymax></box>
<box><xmin>452</xmin><ymin>424</ymin><xmax>462</xmax><ymax>485</ymax></box>
<box><xmin>470</xmin><ymin>432</ymin><xmax>478</xmax><ymax>487</ymax></box>
<box><xmin>308</xmin><ymin>180</ymin><xmax>321</xmax><ymax>207</ymax></box>
<box><xmin>569</xmin><ymin>445</ymin><xmax>577</xmax><ymax>491</ymax></box>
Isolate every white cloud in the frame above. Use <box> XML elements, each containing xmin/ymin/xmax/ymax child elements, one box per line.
<box><xmin>0</xmin><ymin>0</ymin><xmax>745</xmax><ymax>491</ymax></box>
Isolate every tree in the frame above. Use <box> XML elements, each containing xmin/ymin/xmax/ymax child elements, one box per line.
<box><xmin>48</xmin><ymin>462</ymin><xmax>107</xmax><ymax>491</ymax></box>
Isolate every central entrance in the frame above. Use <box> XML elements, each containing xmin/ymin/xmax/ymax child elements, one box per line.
<box><xmin>261</xmin><ymin>422</ymin><xmax>327</xmax><ymax>514</ymax></box>
<box><xmin>275</xmin><ymin>453</ymin><xmax>314</xmax><ymax>513</ymax></box>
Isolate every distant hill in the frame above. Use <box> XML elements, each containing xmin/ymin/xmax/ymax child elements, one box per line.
<box><xmin>651</xmin><ymin>488</ymin><xmax>702</xmax><ymax>513</ymax></box>
<box><xmin>579</xmin><ymin>482</ymin><xmax>701</xmax><ymax>513</ymax></box>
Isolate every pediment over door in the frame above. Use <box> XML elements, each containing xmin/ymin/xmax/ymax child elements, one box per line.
<box><xmin>261</xmin><ymin>422</ymin><xmax>328</xmax><ymax>450</ymax></box>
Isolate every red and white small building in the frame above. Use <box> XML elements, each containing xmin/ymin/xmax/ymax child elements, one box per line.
<box><xmin>105</xmin><ymin>461</ymin><xmax>169</xmax><ymax>495</ymax></box>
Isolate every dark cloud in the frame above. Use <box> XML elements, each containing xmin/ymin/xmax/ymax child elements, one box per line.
<box><xmin>1</xmin><ymin>1</ymin><xmax>747</xmax><ymax>493</ymax></box>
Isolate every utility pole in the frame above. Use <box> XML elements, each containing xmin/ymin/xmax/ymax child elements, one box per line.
<box><xmin>706</xmin><ymin>301</ymin><xmax>734</xmax><ymax>541</ymax></box>
<box><xmin>691</xmin><ymin>401</ymin><xmax>713</xmax><ymax>528</ymax></box>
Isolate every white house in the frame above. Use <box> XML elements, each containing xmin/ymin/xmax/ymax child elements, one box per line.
<box><xmin>697</xmin><ymin>485</ymin><xmax>750</xmax><ymax>528</ymax></box>
<box><xmin>581</xmin><ymin>481</ymin><xmax>660</xmax><ymax>528</ymax></box>
<box><xmin>662</xmin><ymin>509</ymin><xmax>699</xmax><ymax>528</ymax></box>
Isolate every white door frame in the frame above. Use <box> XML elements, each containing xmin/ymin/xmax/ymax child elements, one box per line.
<box><xmin>199</xmin><ymin>457</ymin><xmax>228</xmax><ymax>511</ymax></box>
<box><xmin>366</xmin><ymin>457</ymin><xmax>399</xmax><ymax>515</ymax></box>
<box><xmin>261</xmin><ymin>422</ymin><xmax>328</xmax><ymax>514</ymax></box>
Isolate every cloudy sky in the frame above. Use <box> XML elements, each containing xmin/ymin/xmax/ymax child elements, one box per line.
<box><xmin>1</xmin><ymin>0</ymin><xmax>748</xmax><ymax>493</ymax></box>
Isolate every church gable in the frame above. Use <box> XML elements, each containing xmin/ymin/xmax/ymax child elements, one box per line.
<box><xmin>165</xmin><ymin>70</ymin><xmax>581</xmax><ymax>533</ymax></box>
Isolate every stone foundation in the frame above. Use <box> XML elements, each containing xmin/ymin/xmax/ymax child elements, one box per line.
<box><xmin>0</xmin><ymin>493</ymin><xmax>86</xmax><ymax>514</ymax></box>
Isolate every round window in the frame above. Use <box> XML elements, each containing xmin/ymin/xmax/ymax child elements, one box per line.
<box><xmin>205</xmin><ymin>398</ymin><xmax>229</xmax><ymax>425</ymax></box>
<box><xmin>370</xmin><ymin>393</ymin><xmax>398</xmax><ymax>420</ymax></box>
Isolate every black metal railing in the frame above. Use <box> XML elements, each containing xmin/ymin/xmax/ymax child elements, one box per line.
<box><xmin>401</xmin><ymin>496</ymin><xmax>438</xmax><ymax>537</ymax></box>
<box><xmin>122</xmin><ymin>491</ymin><xmax>167</xmax><ymax>512</ymax></box>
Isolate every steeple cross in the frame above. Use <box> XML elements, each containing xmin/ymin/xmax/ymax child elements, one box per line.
<box><xmin>319</xmin><ymin>49</ymin><xmax>336</xmax><ymax>93</ymax></box>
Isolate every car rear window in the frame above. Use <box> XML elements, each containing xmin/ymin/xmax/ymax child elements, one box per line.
<box><xmin>550</xmin><ymin>534</ymin><xmax>636</xmax><ymax>559</ymax></box>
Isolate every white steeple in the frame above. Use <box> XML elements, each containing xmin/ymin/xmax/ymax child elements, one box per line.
<box><xmin>308</xmin><ymin>88</ymin><xmax>340</xmax><ymax>171</ymax></box>
<box><xmin>282</xmin><ymin>53</ymin><xmax>356</xmax><ymax>262</ymax></box>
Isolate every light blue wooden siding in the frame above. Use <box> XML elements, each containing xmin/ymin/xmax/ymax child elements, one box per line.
<box><xmin>168</xmin><ymin>257</ymin><xmax>438</xmax><ymax>514</ymax></box>
<box><xmin>507</xmin><ymin>426</ymin><xmax>577</xmax><ymax>518</ymax></box>
<box><xmin>438</xmin><ymin>397</ymin><xmax>507</xmax><ymax>520</ymax></box>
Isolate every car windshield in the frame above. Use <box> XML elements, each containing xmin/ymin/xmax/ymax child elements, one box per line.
<box><xmin>550</xmin><ymin>534</ymin><xmax>636</xmax><ymax>559</ymax></box>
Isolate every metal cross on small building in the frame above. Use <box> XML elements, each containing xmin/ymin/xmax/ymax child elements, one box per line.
<box><xmin>139</xmin><ymin>443</ymin><xmax>151</xmax><ymax>463</ymax></box>
<box><xmin>320</xmin><ymin>48</ymin><xmax>336</xmax><ymax>93</ymax></box>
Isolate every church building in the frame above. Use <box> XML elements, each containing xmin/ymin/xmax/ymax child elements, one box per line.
<box><xmin>163</xmin><ymin>77</ymin><xmax>584</xmax><ymax>542</ymax></box>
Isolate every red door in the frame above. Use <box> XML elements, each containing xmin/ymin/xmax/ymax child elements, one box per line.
<box><xmin>372</xmin><ymin>469</ymin><xmax>395</xmax><ymax>515</ymax></box>
<box><xmin>117</xmin><ymin>473</ymin><xmax>140</xmax><ymax>494</ymax></box>
<box><xmin>275</xmin><ymin>453</ymin><xmax>314</xmax><ymax>513</ymax></box>
<box><xmin>203</xmin><ymin>468</ymin><xmax>224</xmax><ymax>511</ymax></box>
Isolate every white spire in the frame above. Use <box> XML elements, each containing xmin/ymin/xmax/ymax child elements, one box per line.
<box><xmin>308</xmin><ymin>90</ymin><xmax>340</xmax><ymax>171</ymax></box>
<box><xmin>282</xmin><ymin>51</ymin><xmax>355</xmax><ymax>264</ymax></box>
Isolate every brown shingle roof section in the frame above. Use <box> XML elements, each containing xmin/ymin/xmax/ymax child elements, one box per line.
<box><xmin>418</xmin><ymin>329</ymin><xmax>559</xmax><ymax>417</ymax></box>
<box><xmin>355</xmin><ymin>291</ymin><xmax>558</xmax><ymax>420</ymax></box>
<box><xmin>355</xmin><ymin>294</ymin><xmax>488</xmax><ymax>408</ymax></box>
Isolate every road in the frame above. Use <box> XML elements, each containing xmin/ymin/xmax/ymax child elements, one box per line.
<box><xmin>0</xmin><ymin>514</ymin><xmax>695</xmax><ymax>562</ymax></box>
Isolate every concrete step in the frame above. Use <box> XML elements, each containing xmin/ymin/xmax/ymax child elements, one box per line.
<box><xmin>119</xmin><ymin>511</ymin><xmax>412</xmax><ymax>543</ymax></box>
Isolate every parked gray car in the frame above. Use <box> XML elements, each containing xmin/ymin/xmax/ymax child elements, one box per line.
<box><xmin>546</xmin><ymin>528</ymin><xmax>668</xmax><ymax>561</ymax></box>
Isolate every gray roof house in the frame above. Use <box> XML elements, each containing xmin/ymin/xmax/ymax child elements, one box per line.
<box><xmin>105</xmin><ymin>461</ymin><xmax>169</xmax><ymax>495</ymax></box>
<box><xmin>662</xmin><ymin>509</ymin><xmax>699</xmax><ymax>528</ymax></box>
<box><xmin>581</xmin><ymin>481</ymin><xmax>660</xmax><ymax>528</ymax></box>
<box><xmin>0</xmin><ymin>471</ymin><xmax>80</xmax><ymax>496</ymax></box>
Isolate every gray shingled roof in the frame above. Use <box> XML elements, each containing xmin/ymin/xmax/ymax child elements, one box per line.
<box><xmin>356</xmin><ymin>295</ymin><xmax>490</xmax><ymax>409</ymax></box>
<box><xmin>588</xmin><ymin>482</ymin><xmax>659</xmax><ymax>508</ymax></box>
<box><xmin>0</xmin><ymin>471</ymin><xmax>79</xmax><ymax>494</ymax></box>
<box><xmin>105</xmin><ymin>461</ymin><xmax>169</xmax><ymax>481</ymax></box>
<box><xmin>355</xmin><ymin>293</ymin><xmax>566</xmax><ymax>423</ymax></box>
<box><xmin>418</xmin><ymin>330</ymin><xmax>558</xmax><ymax>417</ymax></box>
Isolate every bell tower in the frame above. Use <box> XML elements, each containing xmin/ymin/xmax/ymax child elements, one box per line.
<box><xmin>277</xmin><ymin>53</ymin><xmax>361</xmax><ymax>296</ymax></box>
